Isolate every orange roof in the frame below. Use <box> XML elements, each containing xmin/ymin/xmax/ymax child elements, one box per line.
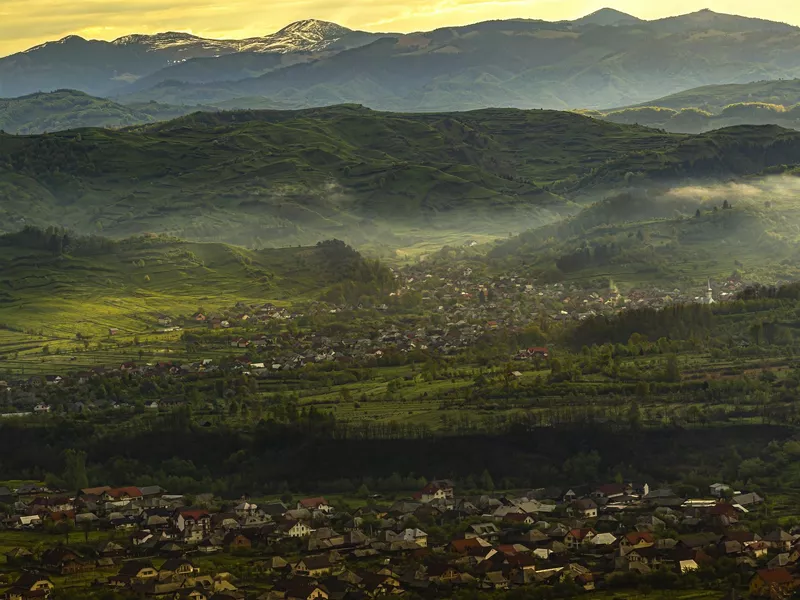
<box><xmin>179</xmin><ymin>509</ymin><xmax>210</xmax><ymax>520</ymax></box>
<box><xmin>569</xmin><ymin>528</ymin><xmax>595</xmax><ymax>540</ymax></box>
<box><xmin>80</xmin><ymin>486</ymin><xmax>111</xmax><ymax>496</ymax></box>
<box><xmin>625</xmin><ymin>532</ymin><xmax>654</xmax><ymax>544</ymax></box>
<box><xmin>450</xmin><ymin>538</ymin><xmax>484</xmax><ymax>553</ymax></box>
<box><xmin>299</xmin><ymin>497</ymin><xmax>328</xmax><ymax>508</ymax></box>
<box><xmin>758</xmin><ymin>568</ymin><xmax>795</xmax><ymax>585</ymax></box>
<box><xmin>107</xmin><ymin>487</ymin><xmax>143</xmax><ymax>499</ymax></box>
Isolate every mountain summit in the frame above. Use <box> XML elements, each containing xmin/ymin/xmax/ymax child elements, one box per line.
<box><xmin>573</xmin><ymin>8</ymin><xmax>642</xmax><ymax>26</ymax></box>
<box><xmin>242</xmin><ymin>19</ymin><xmax>356</xmax><ymax>53</ymax></box>
<box><xmin>109</xmin><ymin>20</ymin><xmax>357</xmax><ymax>54</ymax></box>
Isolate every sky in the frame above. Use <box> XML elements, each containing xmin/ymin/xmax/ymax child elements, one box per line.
<box><xmin>0</xmin><ymin>0</ymin><xmax>797</xmax><ymax>57</ymax></box>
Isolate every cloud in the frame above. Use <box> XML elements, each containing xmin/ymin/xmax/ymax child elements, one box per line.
<box><xmin>0</xmin><ymin>0</ymin><xmax>798</xmax><ymax>57</ymax></box>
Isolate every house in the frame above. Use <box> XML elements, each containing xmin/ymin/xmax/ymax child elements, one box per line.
<box><xmin>117</xmin><ymin>560</ymin><xmax>159</xmax><ymax>581</ymax></box>
<box><xmin>5</xmin><ymin>547</ymin><xmax>34</xmax><ymax>563</ymax></box>
<box><xmin>750</xmin><ymin>568</ymin><xmax>799</xmax><ymax>597</ymax></box>
<box><xmin>273</xmin><ymin>580</ymin><xmax>329</xmax><ymax>600</ymax></box>
<box><xmin>763</xmin><ymin>529</ymin><xmax>794</xmax><ymax>552</ymax></box>
<box><xmin>416</xmin><ymin>483</ymin><xmax>447</xmax><ymax>503</ymax></box>
<box><xmin>0</xmin><ymin>486</ymin><xmax>12</xmax><ymax>504</ymax></box>
<box><xmin>591</xmin><ymin>484</ymin><xmax>628</xmax><ymax>500</ymax></box>
<box><xmin>297</xmin><ymin>497</ymin><xmax>333</xmax><ymax>514</ymax></box>
<box><xmin>709</xmin><ymin>483</ymin><xmax>732</xmax><ymax>498</ymax></box>
<box><xmin>398</xmin><ymin>528</ymin><xmax>428</xmax><ymax>547</ymax></box>
<box><xmin>733</xmin><ymin>492</ymin><xmax>764</xmax><ymax>506</ymax></box>
<box><xmin>4</xmin><ymin>573</ymin><xmax>54</xmax><ymax>599</ymax></box>
<box><xmin>589</xmin><ymin>532</ymin><xmax>617</xmax><ymax>547</ymax></box>
<box><xmin>12</xmin><ymin>515</ymin><xmax>42</xmax><ymax>529</ymax></box>
<box><xmin>621</xmin><ymin>532</ymin><xmax>655</xmax><ymax>549</ymax></box>
<box><xmin>294</xmin><ymin>555</ymin><xmax>334</xmax><ymax>577</ymax></box>
<box><xmin>572</xmin><ymin>498</ymin><xmax>598</xmax><ymax>519</ymax></box>
<box><xmin>280</xmin><ymin>520</ymin><xmax>312</xmax><ymax>538</ymax></box>
<box><xmin>504</xmin><ymin>513</ymin><xmax>535</xmax><ymax>526</ymax></box>
<box><xmin>565</xmin><ymin>529</ymin><xmax>596</xmax><ymax>549</ymax></box>
<box><xmin>160</xmin><ymin>558</ymin><xmax>195</xmax><ymax>576</ymax></box>
<box><xmin>223</xmin><ymin>532</ymin><xmax>252</xmax><ymax>550</ymax></box>
<box><xmin>175</xmin><ymin>509</ymin><xmax>211</xmax><ymax>543</ymax></box>
<box><xmin>106</xmin><ymin>487</ymin><xmax>143</xmax><ymax>502</ymax></box>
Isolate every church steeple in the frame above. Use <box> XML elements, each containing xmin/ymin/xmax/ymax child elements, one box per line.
<box><xmin>705</xmin><ymin>279</ymin><xmax>714</xmax><ymax>304</ymax></box>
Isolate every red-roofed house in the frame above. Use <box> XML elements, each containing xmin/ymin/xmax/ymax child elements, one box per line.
<box><xmin>621</xmin><ymin>532</ymin><xmax>655</xmax><ymax>549</ymax></box>
<box><xmin>450</xmin><ymin>537</ymin><xmax>491</xmax><ymax>554</ymax></box>
<box><xmin>106</xmin><ymin>487</ymin><xmax>143</xmax><ymax>501</ymax></box>
<box><xmin>750</xmin><ymin>568</ymin><xmax>799</xmax><ymax>597</ymax></box>
<box><xmin>565</xmin><ymin>528</ymin><xmax>596</xmax><ymax>549</ymax></box>
<box><xmin>175</xmin><ymin>509</ymin><xmax>211</xmax><ymax>544</ymax></box>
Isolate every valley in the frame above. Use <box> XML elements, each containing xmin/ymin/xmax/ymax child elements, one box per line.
<box><xmin>5</xmin><ymin>5</ymin><xmax>800</xmax><ymax>600</ymax></box>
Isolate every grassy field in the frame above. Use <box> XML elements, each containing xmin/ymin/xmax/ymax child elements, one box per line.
<box><xmin>0</xmin><ymin>234</ymin><xmax>379</xmax><ymax>368</ymax></box>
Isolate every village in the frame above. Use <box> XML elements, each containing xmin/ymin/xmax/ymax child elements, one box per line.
<box><xmin>0</xmin><ymin>477</ymin><xmax>793</xmax><ymax>600</ymax></box>
<box><xmin>0</xmin><ymin>264</ymin><xmax>748</xmax><ymax>402</ymax></box>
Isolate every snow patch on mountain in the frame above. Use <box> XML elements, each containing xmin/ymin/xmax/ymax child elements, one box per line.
<box><xmin>110</xmin><ymin>20</ymin><xmax>356</xmax><ymax>55</ymax></box>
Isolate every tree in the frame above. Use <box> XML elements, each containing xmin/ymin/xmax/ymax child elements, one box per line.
<box><xmin>480</xmin><ymin>469</ymin><xmax>495</xmax><ymax>492</ymax></box>
<box><xmin>664</xmin><ymin>354</ymin><xmax>680</xmax><ymax>382</ymax></box>
<box><xmin>62</xmin><ymin>449</ymin><xmax>88</xmax><ymax>492</ymax></box>
<box><xmin>627</xmin><ymin>400</ymin><xmax>642</xmax><ymax>430</ymax></box>
<box><xmin>695</xmin><ymin>209</ymin><xmax>701</xmax><ymax>218</ymax></box>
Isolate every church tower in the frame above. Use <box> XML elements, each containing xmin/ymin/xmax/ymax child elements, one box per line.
<box><xmin>705</xmin><ymin>279</ymin><xmax>715</xmax><ymax>305</ymax></box>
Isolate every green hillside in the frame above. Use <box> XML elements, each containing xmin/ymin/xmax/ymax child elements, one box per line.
<box><xmin>625</xmin><ymin>79</ymin><xmax>800</xmax><ymax>112</ymax></box>
<box><xmin>592</xmin><ymin>80</ymin><xmax>800</xmax><ymax>133</ymax></box>
<box><xmin>1</xmin><ymin>106</ymin><xmax>800</xmax><ymax>249</ymax></box>
<box><xmin>487</xmin><ymin>177</ymin><xmax>800</xmax><ymax>287</ymax></box>
<box><xmin>0</xmin><ymin>90</ymin><xmax>203</xmax><ymax>134</ymax></box>
<box><xmin>0</xmin><ymin>229</ymin><xmax>384</xmax><ymax>338</ymax></box>
<box><xmin>0</xmin><ymin>106</ymin><xmax>665</xmax><ymax>247</ymax></box>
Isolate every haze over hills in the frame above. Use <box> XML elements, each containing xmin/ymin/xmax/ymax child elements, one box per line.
<box><xmin>0</xmin><ymin>90</ymin><xmax>210</xmax><ymax>135</ymax></box>
<box><xmin>1</xmin><ymin>106</ymin><xmax>800</xmax><ymax>251</ymax></box>
<box><xmin>3</xmin><ymin>10</ymin><xmax>800</xmax><ymax>111</ymax></box>
<box><xmin>587</xmin><ymin>79</ymin><xmax>800</xmax><ymax>133</ymax></box>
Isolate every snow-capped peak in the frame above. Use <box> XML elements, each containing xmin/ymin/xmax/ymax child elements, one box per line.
<box><xmin>241</xmin><ymin>19</ymin><xmax>355</xmax><ymax>53</ymax></box>
<box><xmin>19</xmin><ymin>19</ymin><xmax>363</xmax><ymax>59</ymax></box>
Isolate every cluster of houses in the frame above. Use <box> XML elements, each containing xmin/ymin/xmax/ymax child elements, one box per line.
<box><xmin>1</xmin><ymin>477</ymin><xmax>795</xmax><ymax>600</ymax></box>
<box><xmin>0</xmin><ymin>263</ymin><xmax>754</xmax><ymax>407</ymax></box>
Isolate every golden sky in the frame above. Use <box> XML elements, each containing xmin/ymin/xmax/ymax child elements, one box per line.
<box><xmin>1</xmin><ymin>0</ymin><xmax>797</xmax><ymax>57</ymax></box>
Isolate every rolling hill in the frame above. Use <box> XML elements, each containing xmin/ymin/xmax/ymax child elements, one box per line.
<box><xmin>0</xmin><ymin>229</ymin><xmax>387</xmax><ymax>337</ymax></box>
<box><xmin>487</xmin><ymin>190</ymin><xmax>800</xmax><ymax>289</ymax></box>
<box><xmin>621</xmin><ymin>79</ymin><xmax>800</xmax><ymax>113</ymax></box>
<box><xmin>0</xmin><ymin>90</ymin><xmax>294</xmax><ymax>135</ymax></box>
<box><xmin>0</xmin><ymin>90</ymin><xmax>206</xmax><ymax>134</ymax></box>
<box><xmin>0</xmin><ymin>106</ymin><xmax>799</xmax><ymax>249</ymax></box>
<box><xmin>589</xmin><ymin>80</ymin><xmax>800</xmax><ymax>133</ymax></box>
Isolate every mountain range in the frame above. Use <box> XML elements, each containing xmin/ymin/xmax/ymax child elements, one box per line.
<box><xmin>3</xmin><ymin>10</ymin><xmax>800</xmax><ymax>111</ymax></box>
<box><xmin>0</xmin><ymin>20</ymin><xmax>387</xmax><ymax>99</ymax></box>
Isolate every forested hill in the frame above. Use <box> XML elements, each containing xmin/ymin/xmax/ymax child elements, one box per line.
<box><xmin>0</xmin><ymin>90</ymin><xmax>201</xmax><ymax>134</ymax></box>
<box><xmin>0</xmin><ymin>106</ymin><xmax>800</xmax><ymax>246</ymax></box>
